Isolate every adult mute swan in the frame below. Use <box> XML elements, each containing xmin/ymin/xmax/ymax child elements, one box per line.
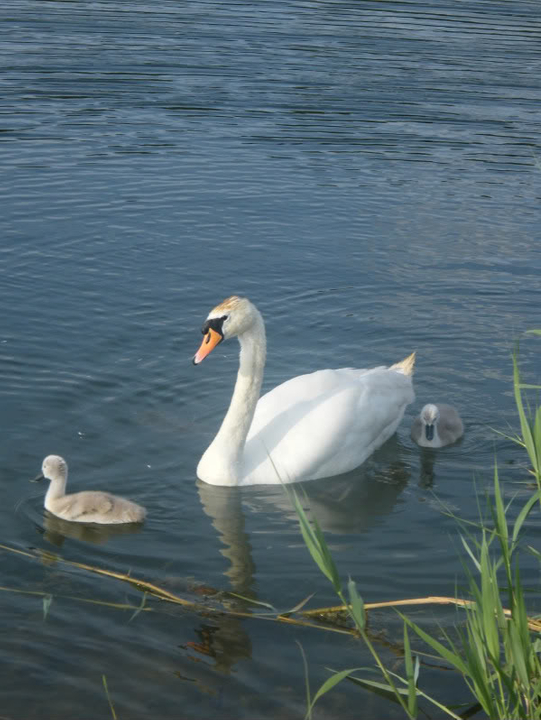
<box><xmin>411</xmin><ymin>403</ymin><xmax>464</xmax><ymax>448</ymax></box>
<box><xmin>32</xmin><ymin>455</ymin><xmax>146</xmax><ymax>524</ymax></box>
<box><xmin>193</xmin><ymin>296</ymin><xmax>415</xmax><ymax>487</ymax></box>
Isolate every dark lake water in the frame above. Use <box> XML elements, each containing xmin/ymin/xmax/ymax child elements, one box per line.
<box><xmin>2</xmin><ymin>1</ymin><xmax>541</xmax><ymax>717</ymax></box>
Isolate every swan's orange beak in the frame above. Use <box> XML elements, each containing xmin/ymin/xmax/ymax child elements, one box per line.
<box><xmin>193</xmin><ymin>328</ymin><xmax>223</xmax><ymax>365</ymax></box>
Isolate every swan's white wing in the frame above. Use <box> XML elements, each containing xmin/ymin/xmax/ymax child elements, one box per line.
<box><xmin>243</xmin><ymin>367</ymin><xmax>414</xmax><ymax>484</ymax></box>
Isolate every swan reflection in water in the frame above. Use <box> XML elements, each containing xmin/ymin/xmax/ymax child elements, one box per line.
<box><xmin>198</xmin><ymin>435</ymin><xmax>410</xmax><ymax>545</ymax></box>
<box><xmin>190</xmin><ymin>437</ymin><xmax>410</xmax><ymax>673</ymax></box>
<box><xmin>37</xmin><ymin>511</ymin><xmax>144</xmax><ymax>547</ymax></box>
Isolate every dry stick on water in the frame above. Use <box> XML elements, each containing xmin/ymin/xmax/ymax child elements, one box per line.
<box><xmin>3</xmin><ymin>543</ymin><xmax>540</xmax><ymax>636</ymax></box>
<box><xmin>0</xmin><ymin>543</ymin><xmax>352</xmax><ymax>636</ymax></box>
<box><xmin>302</xmin><ymin>596</ymin><xmax>541</xmax><ymax>633</ymax></box>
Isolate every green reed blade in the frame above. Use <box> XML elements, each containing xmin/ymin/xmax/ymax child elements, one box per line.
<box><xmin>512</xmin><ymin>490</ymin><xmax>541</xmax><ymax>545</ymax></box>
<box><xmin>102</xmin><ymin>674</ymin><xmax>118</xmax><ymax>720</ymax></box>
<box><xmin>401</xmin><ymin>613</ymin><xmax>469</xmax><ymax>676</ymax></box>
<box><xmin>403</xmin><ymin>624</ymin><xmax>418</xmax><ymax>717</ymax></box>
<box><xmin>128</xmin><ymin>592</ymin><xmax>147</xmax><ymax>623</ymax></box>
<box><xmin>227</xmin><ymin>592</ymin><xmax>276</xmax><ymax>611</ymax></box>
<box><xmin>308</xmin><ymin>667</ymin><xmax>366</xmax><ymax>715</ymax></box>
<box><xmin>346</xmin><ymin>577</ymin><xmax>365</xmax><ymax>632</ymax></box>
<box><xmin>281</xmin><ymin>593</ymin><xmax>316</xmax><ymax>617</ymax></box>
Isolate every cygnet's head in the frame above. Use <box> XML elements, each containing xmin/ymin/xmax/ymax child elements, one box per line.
<box><xmin>193</xmin><ymin>296</ymin><xmax>261</xmax><ymax>365</ymax></box>
<box><xmin>34</xmin><ymin>455</ymin><xmax>68</xmax><ymax>483</ymax></box>
<box><xmin>420</xmin><ymin>404</ymin><xmax>439</xmax><ymax>442</ymax></box>
<box><xmin>420</xmin><ymin>404</ymin><xmax>440</xmax><ymax>425</ymax></box>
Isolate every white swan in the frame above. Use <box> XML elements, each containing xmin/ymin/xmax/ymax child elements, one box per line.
<box><xmin>32</xmin><ymin>455</ymin><xmax>146</xmax><ymax>524</ymax></box>
<box><xmin>411</xmin><ymin>403</ymin><xmax>464</xmax><ymax>448</ymax></box>
<box><xmin>193</xmin><ymin>296</ymin><xmax>415</xmax><ymax>486</ymax></box>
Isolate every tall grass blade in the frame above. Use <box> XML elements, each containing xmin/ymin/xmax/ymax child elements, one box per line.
<box><xmin>512</xmin><ymin>489</ymin><xmax>541</xmax><ymax>545</ymax></box>
<box><xmin>508</xmin><ymin>621</ymin><xmax>528</xmax><ymax>692</ymax></box>
<box><xmin>340</xmin><ymin>672</ymin><xmax>409</xmax><ymax>697</ymax></box>
<box><xmin>479</xmin><ymin>543</ymin><xmax>500</xmax><ymax>662</ymax></box>
<box><xmin>492</xmin><ymin>465</ymin><xmax>508</xmax><ymax>548</ymax></box>
<box><xmin>513</xmin><ymin>350</ymin><xmax>538</xmax><ymax>476</ymax></box>
<box><xmin>403</xmin><ymin>623</ymin><xmax>418</xmax><ymax>717</ymax></box>
<box><xmin>296</xmin><ymin>641</ymin><xmax>312</xmax><ymax>720</ymax></box>
<box><xmin>102</xmin><ymin>674</ymin><xmax>118</xmax><ymax>720</ymax></box>
<box><xmin>460</xmin><ymin>536</ymin><xmax>482</xmax><ymax>573</ymax></box>
<box><xmin>308</xmin><ymin>667</ymin><xmax>366</xmax><ymax>715</ymax></box>
<box><xmin>401</xmin><ymin>614</ymin><xmax>469</xmax><ymax>676</ymax></box>
<box><xmin>312</xmin><ymin>522</ymin><xmax>342</xmax><ymax>594</ymax></box>
<box><xmin>346</xmin><ymin>577</ymin><xmax>365</xmax><ymax>632</ymax></box>
<box><xmin>382</xmin><ymin>669</ymin><xmax>465</xmax><ymax>719</ymax></box>
<box><xmin>289</xmin><ymin>486</ymin><xmax>341</xmax><ymax>593</ymax></box>
<box><xmin>534</xmin><ymin>406</ymin><xmax>541</xmax><ymax>477</ymax></box>
<box><xmin>227</xmin><ymin>592</ymin><xmax>277</xmax><ymax>611</ymax></box>
<box><xmin>282</xmin><ymin>593</ymin><xmax>315</xmax><ymax>617</ymax></box>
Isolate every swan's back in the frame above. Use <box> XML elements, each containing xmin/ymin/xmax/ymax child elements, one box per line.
<box><xmin>48</xmin><ymin>490</ymin><xmax>146</xmax><ymax>524</ymax></box>
<box><xmin>244</xmin><ymin>362</ymin><xmax>414</xmax><ymax>484</ymax></box>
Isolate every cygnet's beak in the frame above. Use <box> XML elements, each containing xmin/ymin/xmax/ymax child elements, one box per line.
<box><xmin>425</xmin><ymin>424</ymin><xmax>434</xmax><ymax>442</ymax></box>
<box><xmin>193</xmin><ymin>328</ymin><xmax>223</xmax><ymax>365</ymax></box>
<box><xmin>31</xmin><ymin>473</ymin><xmax>45</xmax><ymax>483</ymax></box>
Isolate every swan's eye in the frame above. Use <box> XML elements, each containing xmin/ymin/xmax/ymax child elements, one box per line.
<box><xmin>201</xmin><ymin>316</ymin><xmax>227</xmax><ymax>337</ymax></box>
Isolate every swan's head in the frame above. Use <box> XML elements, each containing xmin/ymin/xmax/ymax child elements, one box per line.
<box><xmin>32</xmin><ymin>455</ymin><xmax>68</xmax><ymax>483</ymax></box>
<box><xmin>193</xmin><ymin>296</ymin><xmax>260</xmax><ymax>365</ymax></box>
<box><xmin>420</xmin><ymin>404</ymin><xmax>439</xmax><ymax>441</ymax></box>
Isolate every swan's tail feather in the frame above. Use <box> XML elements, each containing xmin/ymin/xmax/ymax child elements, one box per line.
<box><xmin>391</xmin><ymin>351</ymin><xmax>416</xmax><ymax>376</ymax></box>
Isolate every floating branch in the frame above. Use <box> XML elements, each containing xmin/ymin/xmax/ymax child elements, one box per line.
<box><xmin>6</xmin><ymin>542</ymin><xmax>537</xmax><ymax>640</ymax></box>
<box><xmin>302</xmin><ymin>596</ymin><xmax>541</xmax><ymax>633</ymax></box>
<box><xmin>0</xmin><ymin>543</ymin><xmax>353</xmax><ymax>636</ymax></box>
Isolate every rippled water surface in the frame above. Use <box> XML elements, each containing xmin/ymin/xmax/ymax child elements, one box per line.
<box><xmin>2</xmin><ymin>1</ymin><xmax>541</xmax><ymax>717</ymax></box>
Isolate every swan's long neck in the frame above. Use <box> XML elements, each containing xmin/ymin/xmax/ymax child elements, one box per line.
<box><xmin>199</xmin><ymin>313</ymin><xmax>266</xmax><ymax>485</ymax></box>
<box><xmin>45</xmin><ymin>473</ymin><xmax>67</xmax><ymax>508</ymax></box>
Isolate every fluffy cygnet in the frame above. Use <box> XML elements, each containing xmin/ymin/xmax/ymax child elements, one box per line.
<box><xmin>32</xmin><ymin>455</ymin><xmax>146</xmax><ymax>524</ymax></box>
<box><xmin>411</xmin><ymin>403</ymin><xmax>464</xmax><ymax>449</ymax></box>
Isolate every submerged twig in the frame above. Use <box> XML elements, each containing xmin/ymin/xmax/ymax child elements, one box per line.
<box><xmin>0</xmin><ymin>583</ymin><xmax>154</xmax><ymax>613</ymax></box>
